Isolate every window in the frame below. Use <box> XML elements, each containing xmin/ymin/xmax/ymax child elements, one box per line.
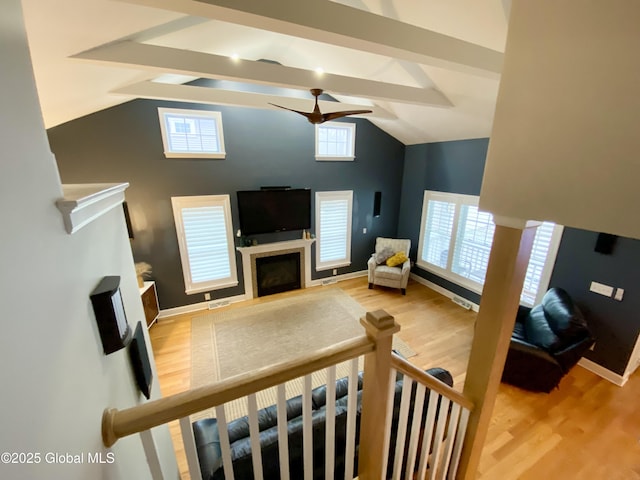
<box><xmin>158</xmin><ymin>108</ymin><xmax>226</xmax><ymax>158</ymax></box>
<box><xmin>171</xmin><ymin>195</ymin><xmax>237</xmax><ymax>294</ymax></box>
<box><xmin>521</xmin><ymin>221</ymin><xmax>563</xmax><ymax>305</ymax></box>
<box><xmin>451</xmin><ymin>205</ymin><xmax>495</xmax><ymax>285</ymax></box>
<box><xmin>417</xmin><ymin>190</ymin><xmax>563</xmax><ymax>306</ymax></box>
<box><xmin>315</xmin><ymin>122</ymin><xmax>356</xmax><ymax>161</ymax></box>
<box><xmin>315</xmin><ymin>191</ymin><xmax>353</xmax><ymax>270</ymax></box>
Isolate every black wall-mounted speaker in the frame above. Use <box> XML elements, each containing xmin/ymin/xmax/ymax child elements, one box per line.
<box><xmin>594</xmin><ymin>233</ymin><xmax>617</xmax><ymax>254</ymax></box>
<box><xmin>373</xmin><ymin>191</ymin><xmax>382</xmax><ymax>217</ymax></box>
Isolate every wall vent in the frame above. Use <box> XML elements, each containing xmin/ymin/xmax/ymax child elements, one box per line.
<box><xmin>452</xmin><ymin>296</ymin><xmax>472</xmax><ymax>310</ymax></box>
<box><xmin>322</xmin><ymin>278</ymin><xmax>338</xmax><ymax>286</ymax></box>
<box><xmin>208</xmin><ymin>299</ymin><xmax>230</xmax><ymax>310</ymax></box>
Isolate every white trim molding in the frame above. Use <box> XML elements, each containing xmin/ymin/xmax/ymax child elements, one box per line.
<box><xmin>157</xmin><ymin>293</ymin><xmax>247</xmax><ymax>320</ymax></box>
<box><xmin>171</xmin><ymin>194</ymin><xmax>238</xmax><ymax>294</ymax></box>
<box><xmin>56</xmin><ymin>183</ymin><xmax>129</xmax><ymax>234</ymax></box>
<box><xmin>410</xmin><ymin>273</ymin><xmax>481</xmax><ymax>312</ymax></box>
<box><xmin>307</xmin><ymin>269</ymin><xmax>367</xmax><ymax>287</ymax></box>
<box><xmin>578</xmin><ymin>358</ymin><xmax>627</xmax><ymax>387</ymax></box>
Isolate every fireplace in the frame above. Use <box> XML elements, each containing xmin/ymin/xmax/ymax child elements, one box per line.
<box><xmin>255</xmin><ymin>253</ymin><xmax>301</xmax><ymax>297</ymax></box>
<box><xmin>237</xmin><ymin>239</ymin><xmax>314</xmax><ymax>299</ymax></box>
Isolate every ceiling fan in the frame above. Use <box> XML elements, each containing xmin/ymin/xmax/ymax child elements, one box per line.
<box><xmin>269</xmin><ymin>88</ymin><xmax>372</xmax><ymax>124</ymax></box>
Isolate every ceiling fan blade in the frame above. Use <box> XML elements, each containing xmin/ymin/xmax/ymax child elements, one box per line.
<box><xmin>269</xmin><ymin>102</ymin><xmax>312</xmax><ymax>119</ymax></box>
<box><xmin>321</xmin><ymin>109</ymin><xmax>373</xmax><ymax>122</ymax></box>
<box><xmin>270</xmin><ymin>89</ymin><xmax>372</xmax><ymax>124</ymax></box>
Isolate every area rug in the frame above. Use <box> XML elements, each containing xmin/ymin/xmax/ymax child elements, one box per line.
<box><xmin>190</xmin><ymin>287</ymin><xmax>415</xmax><ymax>421</ymax></box>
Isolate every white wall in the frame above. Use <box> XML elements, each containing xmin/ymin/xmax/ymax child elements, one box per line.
<box><xmin>479</xmin><ymin>0</ymin><xmax>640</xmax><ymax>240</ymax></box>
<box><xmin>0</xmin><ymin>2</ymin><xmax>178</xmax><ymax>479</ymax></box>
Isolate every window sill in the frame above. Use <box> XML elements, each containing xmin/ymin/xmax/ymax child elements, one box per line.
<box><xmin>415</xmin><ymin>261</ymin><xmax>484</xmax><ymax>295</ymax></box>
<box><xmin>316</xmin><ymin>261</ymin><xmax>351</xmax><ymax>272</ymax></box>
<box><xmin>315</xmin><ymin>156</ymin><xmax>355</xmax><ymax>162</ymax></box>
<box><xmin>56</xmin><ymin>183</ymin><xmax>129</xmax><ymax>234</ymax></box>
<box><xmin>163</xmin><ymin>152</ymin><xmax>226</xmax><ymax>159</ymax></box>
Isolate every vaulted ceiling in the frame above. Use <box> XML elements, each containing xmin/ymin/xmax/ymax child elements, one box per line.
<box><xmin>22</xmin><ymin>0</ymin><xmax>509</xmax><ymax>145</ymax></box>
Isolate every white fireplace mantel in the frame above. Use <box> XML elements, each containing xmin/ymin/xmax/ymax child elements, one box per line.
<box><xmin>237</xmin><ymin>239</ymin><xmax>315</xmax><ymax>299</ymax></box>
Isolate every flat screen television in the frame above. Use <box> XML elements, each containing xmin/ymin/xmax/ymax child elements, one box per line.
<box><xmin>237</xmin><ymin>188</ymin><xmax>311</xmax><ymax>235</ymax></box>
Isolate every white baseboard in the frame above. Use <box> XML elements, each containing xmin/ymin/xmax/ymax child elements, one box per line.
<box><xmin>410</xmin><ymin>273</ymin><xmax>480</xmax><ymax>312</ymax></box>
<box><xmin>578</xmin><ymin>358</ymin><xmax>627</xmax><ymax>387</ymax></box>
<box><xmin>623</xmin><ymin>333</ymin><xmax>640</xmax><ymax>379</ymax></box>
<box><xmin>158</xmin><ymin>272</ymin><xmax>367</xmax><ymax>320</ymax></box>
<box><xmin>307</xmin><ymin>270</ymin><xmax>368</xmax><ymax>287</ymax></box>
<box><xmin>157</xmin><ymin>294</ymin><xmax>247</xmax><ymax>320</ymax></box>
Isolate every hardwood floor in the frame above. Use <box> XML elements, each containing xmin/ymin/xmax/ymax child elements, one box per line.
<box><xmin>149</xmin><ymin>277</ymin><xmax>640</xmax><ymax>479</ymax></box>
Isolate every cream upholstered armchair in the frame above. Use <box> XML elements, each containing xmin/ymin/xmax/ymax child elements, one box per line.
<box><xmin>367</xmin><ymin>237</ymin><xmax>411</xmax><ymax>295</ymax></box>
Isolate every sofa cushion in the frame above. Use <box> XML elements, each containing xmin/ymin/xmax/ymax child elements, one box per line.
<box><xmin>374</xmin><ymin>246</ymin><xmax>395</xmax><ymax>264</ymax></box>
<box><xmin>523</xmin><ymin>305</ymin><xmax>561</xmax><ymax>352</ymax></box>
<box><xmin>311</xmin><ymin>372</ymin><xmax>363</xmax><ymax>409</ymax></box>
<box><xmin>541</xmin><ymin>287</ymin><xmax>589</xmax><ymax>341</ymax></box>
<box><xmin>373</xmin><ymin>265</ymin><xmax>404</xmax><ymax>280</ymax></box>
<box><xmin>386</xmin><ymin>252</ymin><xmax>409</xmax><ymax>267</ymax></box>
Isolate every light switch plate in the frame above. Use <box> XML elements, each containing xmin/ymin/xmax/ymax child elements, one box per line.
<box><xmin>590</xmin><ymin>281</ymin><xmax>614</xmax><ymax>297</ymax></box>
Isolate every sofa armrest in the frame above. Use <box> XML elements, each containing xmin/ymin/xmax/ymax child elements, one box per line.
<box><xmin>399</xmin><ymin>260</ymin><xmax>411</xmax><ymax>287</ymax></box>
<box><xmin>552</xmin><ymin>335</ymin><xmax>595</xmax><ymax>373</ymax></box>
<box><xmin>502</xmin><ymin>338</ymin><xmax>565</xmax><ymax>392</ymax></box>
<box><xmin>367</xmin><ymin>255</ymin><xmax>377</xmax><ymax>280</ymax></box>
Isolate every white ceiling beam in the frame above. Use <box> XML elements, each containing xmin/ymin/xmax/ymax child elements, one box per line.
<box><xmin>111</xmin><ymin>81</ymin><xmax>397</xmax><ymax>119</ymax></box>
<box><xmin>118</xmin><ymin>0</ymin><xmax>503</xmax><ymax>78</ymax></box>
<box><xmin>74</xmin><ymin>41</ymin><xmax>452</xmax><ymax>107</ymax></box>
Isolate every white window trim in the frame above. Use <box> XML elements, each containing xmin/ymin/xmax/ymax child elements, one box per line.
<box><xmin>158</xmin><ymin>107</ymin><xmax>226</xmax><ymax>159</ymax></box>
<box><xmin>532</xmin><ymin>224</ymin><xmax>564</xmax><ymax>305</ymax></box>
<box><xmin>171</xmin><ymin>195</ymin><xmax>238</xmax><ymax>295</ymax></box>
<box><xmin>315</xmin><ymin>190</ymin><xmax>353</xmax><ymax>271</ymax></box>
<box><xmin>416</xmin><ymin>191</ymin><xmax>485</xmax><ymax>294</ymax></box>
<box><xmin>416</xmin><ymin>190</ymin><xmax>564</xmax><ymax>306</ymax></box>
<box><xmin>315</xmin><ymin>122</ymin><xmax>356</xmax><ymax>161</ymax></box>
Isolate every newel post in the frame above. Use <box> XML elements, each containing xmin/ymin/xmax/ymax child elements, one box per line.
<box><xmin>358</xmin><ymin>309</ymin><xmax>400</xmax><ymax>480</ymax></box>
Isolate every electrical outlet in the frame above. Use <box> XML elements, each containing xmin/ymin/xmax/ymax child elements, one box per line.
<box><xmin>332</xmin><ymin>269</ymin><xmax>337</xmax><ymax>275</ymax></box>
<box><xmin>204</xmin><ymin>293</ymin><xmax>211</xmax><ymax>301</ymax></box>
<box><xmin>363</xmin><ymin>228</ymin><xmax>367</xmax><ymax>234</ymax></box>
<box><xmin>615</xmin><ymin>288</ymin><xmax>624</xmax><ymax>301</ymax></box>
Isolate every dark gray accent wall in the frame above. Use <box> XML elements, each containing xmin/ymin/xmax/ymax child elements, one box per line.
<box><xmin>549</xmin><ymin>229</ymin><xmax>640</xmax><ymax>375</ymax></box>
<box><xmin>398</xmin><ymin>138</ymin><xmax>489</xmax><ymax>304</ymax></box>
<box><xmin>49</xmin><ymin>99</ymin><xmax>404</xmax><ymax>309</ymax></box>
<box><xmin>398</xmin><ymin>136</ymin><xmax>640</xmax><ymax>375</ymax></box>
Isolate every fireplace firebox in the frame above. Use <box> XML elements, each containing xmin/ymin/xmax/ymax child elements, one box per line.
<box><xmin>255</xmin><ymin>253</ymin><xmax>301</xmax><ymax>297</ymax></box>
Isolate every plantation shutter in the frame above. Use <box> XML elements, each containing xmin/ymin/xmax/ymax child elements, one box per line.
<box><xmin>171</xmin><ymin>195</ymin><xmax>238</xmax><ymax>294</ymax></box>
<box><xmin>182</xmin><ymin>205</ymin><xmax>230</xmax><ymax>283</ymax></box>
<box><xmin>521</xmin><ymin>222</ymin><xmax>556</xmax><ymax>305</ymax></box>
<box><xmin>451</xmin><ymin>205</ymin><xmax>495</xmax><ymax>284</ymax></box>
<box><xmin>420</xmin><ymin>199</ymin><xmax>456</xmax><ymax>269</ymax></box>
<box><xmin>316</xmin><ymin>191</ymin><xmax>353</xmax><ymax>270</ymax></box>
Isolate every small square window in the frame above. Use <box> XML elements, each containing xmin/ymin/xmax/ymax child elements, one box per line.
<box><xmin>315</xmin><ymin>122</ymin><xmax>356</xmax><ymax>161</ymax></box>
<box><xmin>158</xmin><ymin>107</ymin><xmax>226</xmax><ymax>159</ymax></box>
